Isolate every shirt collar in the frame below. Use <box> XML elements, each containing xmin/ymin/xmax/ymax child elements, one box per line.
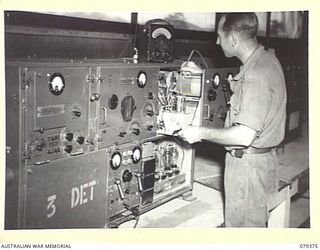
<box><xmin>233</xmin><ymin>44</ymin><xmax>264</xmax><ymax>81</ymax></box>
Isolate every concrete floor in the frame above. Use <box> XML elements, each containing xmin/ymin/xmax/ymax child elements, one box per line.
<box><xmin>120</xmin><ymin>128</ymin><xmax>309</xmax><ymax>228</ymax></box>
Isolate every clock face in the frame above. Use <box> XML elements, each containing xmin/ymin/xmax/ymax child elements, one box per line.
<box><xmin>151</xmin><ymin>27</ymin><xmax>172</xmax><ymax>40</ymax></box>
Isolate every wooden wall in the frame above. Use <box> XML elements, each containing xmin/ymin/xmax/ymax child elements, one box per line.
<box><xmin>5</xmin><ymin>11</ymin><xmax>308</xmax><ymax>141</ymax></box>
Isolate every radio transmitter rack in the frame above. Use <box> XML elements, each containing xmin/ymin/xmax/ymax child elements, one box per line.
<box><xmin>5</xmin><ymin>59</ymin><xmax>237</xmax><ymax>229</ymax></box>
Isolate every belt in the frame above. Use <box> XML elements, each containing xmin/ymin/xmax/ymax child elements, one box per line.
<box><xmin>228</xmin><ymin>147</ymin><xmax>275</xmax><ymax>158</ymax></box>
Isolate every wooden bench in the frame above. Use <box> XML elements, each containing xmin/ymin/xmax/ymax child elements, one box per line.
<box><xmin>268</xmin><ymin>168</ymin><xmax>309</xmax><ymax>228</ymax></box>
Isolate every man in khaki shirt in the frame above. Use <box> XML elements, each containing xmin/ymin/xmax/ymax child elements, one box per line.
<box><xmin>178</xmin><ymin>12</ymin><xmax>287</xmax><ymax>227</ymax></box>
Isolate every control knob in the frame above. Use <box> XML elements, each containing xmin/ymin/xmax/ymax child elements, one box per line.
<box><xmin>76</xmin><ymin>136</ymin><xmax>85</xmax><ymax>144</ymax></box>
<box><xmin>122</xmin><ymin>170</ymin><xmax>133</xmax><ymax>182</ymax></box>
<box><xmin>72</xmin><ymin>111</ymin><xmax>81</xmax><ymax>117</ymax></box>
<box><xmin>64</xmin><ymin>145</ymin><xmax>73</xmax><ymax>153</ymax></box>
<box><xmin>65</xmin><ymin>133</ymin><xmax>74</xmax><ymax>141</ymax></box>
<box><xmin>131</xmin><ymin>128</ymin><xmax>140</xmax><ymax>136</ymax></box>
<box><xmin>118</xmin><ymin>131</ymin><xmax>126</xmax><ymax>137</ymax></box>
<box><xmin>147</xmin><ymin>125</ymin><xmax>154</xmax><ymax>131</ymax></box>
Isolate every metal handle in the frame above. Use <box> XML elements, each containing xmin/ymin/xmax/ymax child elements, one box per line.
<box><xmin>101</xmin><ymin>107</ymin><xmax>107</xmax><ymax>124</ymax></box>
<box><xmin>203</xmin><ymin>104</ymin><xmax>211</xmax><ymax>120</ymax></box>
<box><xmin>114</xmin><ymin>179</ymin><xmax>125</xmax><ymax>200</ymax></box>
<box><xmin>135</xmin><ymin>173</ymin><xmax>143</xmax><ymax>192</ymax></box>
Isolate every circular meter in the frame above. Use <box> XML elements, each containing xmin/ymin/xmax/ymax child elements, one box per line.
<box><xmin>49</xmin><ymin>73</ymin><xmax>65</xmax><ymax>95</ymax></box>
<box><xmin>132</xmin><ymin>147</ymin><xmax>142</xmax><ymax>164</ymax></box>
<box><xmin>227</xmin><ymin>73</ymin><xmax>233</xmax><ymax>82</ymax></box>
<box><xmin>212</xmin><ymin>74</ymin><xmax>220</xmax><ymax>89</ymax></box>
<box><xmin>110</xmin><ymin>151</ymin><xmax>122</xmax><ymax>170</ymax></box>
<box><xmin>151</xmin><ymin>27</ymin><xmax>172</xmax><ymax>40</ymax></box>
<box><xmin>137</xmin><ymin>70</ymin><xmax>147</xmax><ymax>88</ymax></box>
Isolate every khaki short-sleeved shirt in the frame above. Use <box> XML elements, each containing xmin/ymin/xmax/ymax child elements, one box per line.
<box><xmin>225</xmin><ymin>45</ymin><xmax>287</xmax><ymax>148</ymax></box>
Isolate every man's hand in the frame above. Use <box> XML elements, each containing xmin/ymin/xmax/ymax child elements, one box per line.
<box><xmin>177</xmin><ymin>126</ymin><xmax>203</xmax><ymax>144</ymax></box>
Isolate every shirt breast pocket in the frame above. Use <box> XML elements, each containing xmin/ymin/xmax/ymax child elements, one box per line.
<box><xmin>229</xmin><ymin>95</ymin><xmax>240</xmax><ymax>116</ymax></box>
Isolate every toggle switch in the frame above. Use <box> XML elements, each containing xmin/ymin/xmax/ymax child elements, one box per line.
<box><xmin>131</xmin><ymin>128</ymin><xmax>140</xmax><ymax>136</ymax></box>
<box><xmin>134</xmin><ymin>172</ymin><xmax>143</xmax><ymax>192</ymax></box>
<box><xmin>114</xmin><ymin>179</ymin><xmax>125</xmax><ymax>200</ymax></box>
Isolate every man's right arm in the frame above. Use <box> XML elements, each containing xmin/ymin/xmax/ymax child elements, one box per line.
<box><xmin>178</xmin><ymin>124</ymin><xmax>257</xmax><ymax>147</ymax></box>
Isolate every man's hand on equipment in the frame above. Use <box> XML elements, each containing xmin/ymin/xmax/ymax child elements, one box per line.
<box><xmin>177</xmin><ymin>126</ymin><xmax>203</xmax><ymax>144</ymax></box>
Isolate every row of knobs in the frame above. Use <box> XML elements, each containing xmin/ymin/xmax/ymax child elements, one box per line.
<box><xmin>64</xmin><ymin>133</ymin><xmax>85</xmax><ymax>153</ymax></box>
<box><xmin>118</xmin><ymin>126</ymin><xmax>153</xmax><ymax>137</ymax></box>
<box><xmin>65</xmin><ymin>133</ymin><xmax>85</xmax><ymax>144</ymax></box>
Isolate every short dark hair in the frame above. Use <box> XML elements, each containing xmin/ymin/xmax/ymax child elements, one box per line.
<box><xmin>221</xmin><ymin>12</ymin><xmax>258</xmax><ymax>39</ymax></box>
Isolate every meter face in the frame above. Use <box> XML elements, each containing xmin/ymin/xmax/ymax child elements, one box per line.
<box><xmin>137</xmin><ymin>71</ymin><xmax>147</xmax><ymax>88</ymax></box>
<box><xmin>49</xmin><ymin>73</ymin><xmax>65</xmax><ymax>95</ymax></box>
<box><xmin>227</xmin><ymin>73</ymin><xmax>233</xmax><ymax>82</ymax></box>
<box><xmin>212</xmin><ymin>74</ymin><xmax>220</xmax><ymax>88</ymax></box>
<box><xmin>111</xmin><ymin>152</ymin><xmax>121</xmax><ymax>170</ymax></box>
<box><xmin>132</xmin><ymin>147</ymin><xmax>142</xmax><ymax>163</ymax></box>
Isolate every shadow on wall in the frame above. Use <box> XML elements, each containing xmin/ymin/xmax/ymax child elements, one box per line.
<box><xmin>270</xmin><ymin>20</ymin><xmax>286</xmax><ymax>37</ymax></box>
<box><xmin>165</xmin><ymin>13</ymin><xmax>208</xmax><ymax>31</ymax></box>
<box><xmin>270</xmin><ymin>12</ymin><xmax>304</xmax><ymax>39</ymax></box>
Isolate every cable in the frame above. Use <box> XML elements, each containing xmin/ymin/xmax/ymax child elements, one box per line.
<box><xmin>186</xmin><ymin>49</ymin><xmax>208</xmax><ymax>69</ymax></box>
<box><xmin>173</xmin><ymin>59</ymin><xmax>185</xmax><ymax>63</ymax></box>
<box><xmin>172</xmin><ymin>137</ymin><xmax>185</xmax><ymax>170</ymax></box>
<box><xmin>132</xmin><ymin>197</ymin><xmax>141</xmax><ymax>229</ymax></box>
<box><xmin>158</xmin><ymin>107</ymin><xmax>166</xmax><ymax>134</ymax></box>
<box><xmin>190</xmin><ymin>100</ymin><xmax>200</xmax><ymax>127</ymax></box>
<box><xmin>133</xmin><ymin>215</ymin><xmax>140</xmax><ymax>228</ymax></box>
<box><xmin>132</xmin><ymin>184</ymin><xmax>143</xmax><ymax>229</ymax></box>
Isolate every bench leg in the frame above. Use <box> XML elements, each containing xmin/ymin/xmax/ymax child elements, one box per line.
<box><xmin>268</xmin><ymin>185</ymin><xmax>291</xmax><ymax>228</ymax></box>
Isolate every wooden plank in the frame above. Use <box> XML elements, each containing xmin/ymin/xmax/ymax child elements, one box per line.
<box><xmin>6</xmin><ymin>25</ymin><xmax>132</xmax><ymax>40</ymax></box>
<box><xmin>268</xmin><ymin>185</ymin><xmax>291</xmax><ymax>228</ymax></box>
